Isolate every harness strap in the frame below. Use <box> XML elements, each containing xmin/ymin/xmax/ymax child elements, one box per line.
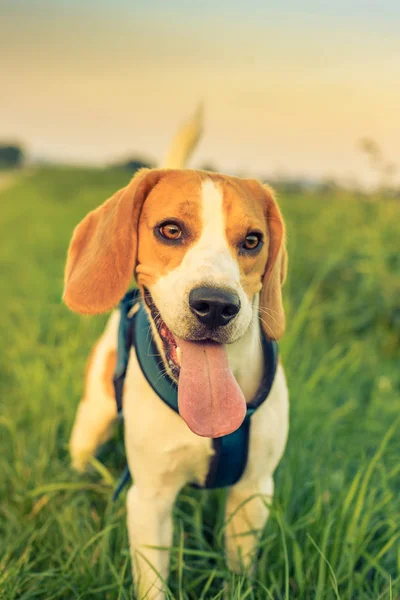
<box><xmin>112</xmin><ymin>289</ymin><xmax>278</xmax><ymax>498</ymax></box>
<box><xmin>113</xmin><ymin>289</ymin><xmax>141</xmax><ymax>413</ymax></box>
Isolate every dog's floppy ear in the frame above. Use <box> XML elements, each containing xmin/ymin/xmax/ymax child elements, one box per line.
<box><xmin>63</xmin><ymin>168</ymin><xmax>165</xmax><ymax>314</ymax></box>
<box><xmin>243</xmin><ymin>179</ymin><xmax>287</xmax><ymax>339</ymax></box>
<box><xmin>259</xmin><ymin>184</ymin><xmax>287</xmax><ymax>340</ymax></box>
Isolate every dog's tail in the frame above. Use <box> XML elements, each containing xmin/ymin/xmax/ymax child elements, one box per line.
<box><xmin>161</xmin><ymin>103</ymin><xmax>203</xmax><ymax>169</ymax></box>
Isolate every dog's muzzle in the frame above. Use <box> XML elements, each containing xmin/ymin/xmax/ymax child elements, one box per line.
<box><xmin>189</xmin><ymin>287</ymin><xmax>240</xmax><ymax>329</ymax></box>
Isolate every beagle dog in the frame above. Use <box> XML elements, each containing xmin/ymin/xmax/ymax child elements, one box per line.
<box><xmin>64</xmin><ymin>110</ymin><xmax>289</xmax><ymax>599</ymax></box>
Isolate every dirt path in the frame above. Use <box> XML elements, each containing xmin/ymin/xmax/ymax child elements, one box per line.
<box><xmin>0</xmin><ymin>169</ymin><xmax>35</xmax><ymax>193</ymax></box>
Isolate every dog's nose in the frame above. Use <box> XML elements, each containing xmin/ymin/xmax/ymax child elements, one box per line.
<box><xmin>189</xmin><ymin>287</ymin><xmax>240</xmax><ymax>328</ymax></box>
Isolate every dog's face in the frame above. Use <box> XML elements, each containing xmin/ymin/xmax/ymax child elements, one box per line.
<box><xmin>136</xmin><ymin>171</ymin><xmax>283</xmax><ymax>375</ymax></box>
<box><xmin>64</xmin><ymin>169</ymin><xmax>287</xmax><ymax>437</ymax></box>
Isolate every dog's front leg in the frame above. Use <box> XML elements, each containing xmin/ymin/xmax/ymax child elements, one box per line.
<box><xmin>225</xmin><ymin>476</ymin><xmax>274</xmax><ymax>574</ymax></box>
<box><xmin>127</xmin><ymin>483</ymin><xmax>179</xmax><ymax>600</ymax></box>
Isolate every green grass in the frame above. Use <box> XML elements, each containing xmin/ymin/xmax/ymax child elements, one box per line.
<box><xmin>0</xmin><ymin>167</ymin><xmax>399</xmax><ymax>599</ymax></box>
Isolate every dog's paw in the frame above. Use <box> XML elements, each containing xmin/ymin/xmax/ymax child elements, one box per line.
<box><xmin>69</xmin><ymin>444</ymin><xmax>93</xmax><ymax>473</ymax></box>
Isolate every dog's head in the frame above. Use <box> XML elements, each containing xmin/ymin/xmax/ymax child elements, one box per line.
<box><xmin>64</xmin><ymin>169</ymin><xmax>287</xmax><ymax>437</ymax></box>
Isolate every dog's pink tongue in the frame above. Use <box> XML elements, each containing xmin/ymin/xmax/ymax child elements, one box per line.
<box><xmin>177</xmin><ymin>339</ymin><xmax>246</xmax><ymax>438</ymax></box>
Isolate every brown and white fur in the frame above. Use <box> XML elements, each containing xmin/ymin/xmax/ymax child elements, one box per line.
<box><xmin>64</xmin><ymin>108</ymin><xmax>289</xmax><ymax>600</ymax></box>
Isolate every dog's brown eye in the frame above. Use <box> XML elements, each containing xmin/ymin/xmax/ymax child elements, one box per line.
<box><xmin>159</xmin><ymin>223</ymin><xmax>182</xmax><ymax>240</ymax></box>
<box><xmin>243</xmin><ymin>233</ymin><xmax>262</xmax><ymax>251</ymax></box>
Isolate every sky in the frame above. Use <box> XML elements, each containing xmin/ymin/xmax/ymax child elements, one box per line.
<box><xmin>1</xmin><ymin>0</ymin><xmax>400</xmax><ymax>185</ymax></box>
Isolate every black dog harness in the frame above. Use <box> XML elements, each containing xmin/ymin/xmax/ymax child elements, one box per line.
<box><xmin>112</xmin><ymin>290</ymin><xmax>278</xmax><ymax>499</ymax></box>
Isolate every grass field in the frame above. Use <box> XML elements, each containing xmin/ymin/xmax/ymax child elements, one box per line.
<box><xmin>0</xmin><ymin>167</ymin><xmax>399</xmax><ymax>599</ymax></box>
